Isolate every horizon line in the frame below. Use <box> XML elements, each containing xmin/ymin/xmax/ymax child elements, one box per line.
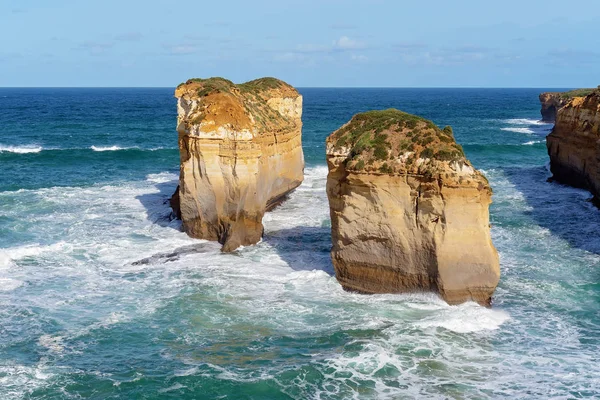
<box><xmin>0</xmin><ymin>86</ymin><xmax>578</xmax><ymax>90</ymax></box>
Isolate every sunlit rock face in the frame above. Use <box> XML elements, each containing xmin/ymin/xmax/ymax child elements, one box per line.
<box><xmin>547</xmin><ymin>89</ymin><xmax>600</xmax><ymax>200</ymax></box>
<box><xmin>173</xmin><ymin>77</ymin><xmax>304</xmax><ymax>252</ymax></box>
<box><xmin>325</xmin><ymin>109</ymin><xmax>500</xmax><ymax>306</ymax></box>
<box><xmin>539</xmin><ymin>89</ymin><xmax>596</xmax><ymax>122</ymax></box>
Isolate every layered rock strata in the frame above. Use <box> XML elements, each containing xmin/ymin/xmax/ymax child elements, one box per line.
<box><xmin>540</xmin><ymin>89</ymin><xmax>596</xmax><ymax>122</ymax></box>
<box><xmin>546</xmin><ymin>89</ymin><xmax>600</xmax><ymax>200</ymax></box>
<box><xmin>326</xmin><ymin>109</ymin><xmax>500</xmax><ymax>305</ymax></box>
<box><xmin>173</xmin><ymin>77</ymin><xmax>304</xmax><ymax>251</ymax></box>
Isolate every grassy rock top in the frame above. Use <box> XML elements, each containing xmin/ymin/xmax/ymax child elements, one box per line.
<box><xmin>327</xmin><ymin>109</ymin><xmax>468</xmax><ymax>175</ymax></box>
<box><xmin>175</xmin><ymin>77</ymin><xmax>300</xmax><ymax>134</ymax></box>
<box><xmin>541</xmin><ymin>88</ymin><xmax>598</xmax><ymax>100</ymax></box>
<box><xmin>176</xmin><ymin>77</ymin><xmax>299</xmax><ymax>98</ymax></box>
<box><xmin>558</xmin><ymin>88</ymin><xmax>597</xmax><ymax>99</ymax></box>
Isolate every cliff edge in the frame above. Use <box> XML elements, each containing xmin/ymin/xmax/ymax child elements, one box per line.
<box><xmin>325</xmin><ymin>109</ymin><xmax>500</xmax><ymax>305</ymax></box>
<box><xmin>540</xmin><ymin>89</ymin><xmax>596</xmax><ymax>122</ymax></box>
<box><xmin>546</xmin><ymin>88</ymin><xmax>600</xmax><ymax>200</ymax></box>
<box><xmin>173</xmin><ymin>77</ymin><xmax>304</xmax><ymax>251</ymax></box>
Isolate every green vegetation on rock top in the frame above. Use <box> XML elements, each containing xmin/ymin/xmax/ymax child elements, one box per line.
<box><xmin>176</xmin><ymin>77</ymin><xmax>299</xmax><ymax>134</ymax></box>
<box><xmin>178</xmin><ymin>77</ymin><xmax>291</xmax><ymax>98</ymax></box>
<box><xmin>239</xmin><ymin>77</ymin><xmax>287</xmax><ymax>93</ymax></box>
<box><xmin>558</xmin><ymin>88</ymin><xmax>597</xmax><ymax>99</ymax></box>
<box><xmin>180</xmin><ymin>77</ymin><xmax>236</xmax><ymax>97</ymax></box>
<box><xmin>329</xmin><ymin>108</ymin><xmax>466</xmax><ymax>173</ymax></box>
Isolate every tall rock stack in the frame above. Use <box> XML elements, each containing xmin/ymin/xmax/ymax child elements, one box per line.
<box><xmin>546</xmin><ymin>88</ymin><xmax>600</xmax><ymax>200</ymax></box>
<box><xmin>173</xmin><ymin>77</ymin><xmax>304</xmax><ymax>251</ymax></box>
<box><xmin>325</xmin><ymin>109</ymin><xmax>500</xmax><ymax>306</ymax></box>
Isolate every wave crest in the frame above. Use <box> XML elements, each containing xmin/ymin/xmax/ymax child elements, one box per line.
<box><xmin>0</xmin><ymin>145</ymin><xmax>43</xmax><ymax>154</ymax></box>
<box><xmin>91</xmin><ymin>145</ymin><xmax>132</xmax><ymax>152</ymax></box>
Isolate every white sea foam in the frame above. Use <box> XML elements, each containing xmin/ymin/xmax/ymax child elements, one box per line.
<box><xmin>501</xmin><ymin>118</ymin><xmax>554</xmax><ymax>136</ymax></box>
<box><xmin>3</xmin><ymin>165</ymin><xmax>600</xmax><ymax>397</ymax></box>
<box><xmin>158</xmin><ymin>383</ymin><xmax>186</xmax><ymax>393</ymax></box>
<box><xmin>501</xmin><ymin>127</ymin><xmax>534</xmax><ymax>134</ymax></box>
<box><xmin>90</xmin><ymin>145</ymin><xmax>134</xmax><ymax>151</ymax></box>
<box><xmin>0</xmin><ymin>278</ymin><xmax>23</xmax><ymax>292</ymax></box>
<box><xmin>0</xmin><ymin>364</ymin><xmax>54</xmax><ymax>400</ymax></box>
<box><xmin>0</xmin><ymin>145</ymin><xmax>168</xmax><ymax>153</ymax></box>
<box><xmin>0</xmin><ymin>242</ymin><xmax>70</xmax><ymax>264</ymax></box>
<box><xmin>38</xmin><ymin>335</ymin><xmax>65</xmax><ymax>353</ymax></box>
<box><xmin>146</xmin><ymin>172</ymin><xmax>178</xmax><ymax>184</ymax></box>
<box><xmin>0</xmin><ymin>253</ymin><xmax>14</xmax><ymax>269</ymax></box>
<box><xmin>413</xmin><ymin>302</ymin><xmax>510</xmax><ymax>333</ymax></box>
<box><xmin>504</xmin><ymin>118</ymin><xmax>552</xmax><ymax>126</ymax></box>
<box><xmin>0</xmin><ymin>145</ymin><xmax>43</xmax><ymax>154</ymax></box>
<box><xmin>523</xmin><ymin>140</ymin><xmax>543</xmax><ymax>145</ymax></box>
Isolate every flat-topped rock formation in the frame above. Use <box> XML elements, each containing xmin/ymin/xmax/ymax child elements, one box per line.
<box><xmin>325</xmin><ymin>109</ymin><xmax>500</xmax><ymax>306</ymax></box>
<box><xmin>172</xmin><ymin>77</ymin><xmax>304</xmax><ymax>251</ymax></box>
<box><xmin>540</xmin><ymin>89</ymin><xmax>596</xmax><ymax>122</ymax></box>
<box><xmin>546</xmin><ymin>88</ymin><xmax>600</xmax><ymax>200</ymax></box>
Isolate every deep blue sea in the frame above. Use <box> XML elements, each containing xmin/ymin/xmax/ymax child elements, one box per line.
<box><xmin>1</xmin><ymin>88</ymin><xmax>600</xmax><ymax>399</ymax></box>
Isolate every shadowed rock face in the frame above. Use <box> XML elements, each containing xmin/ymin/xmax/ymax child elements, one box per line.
<box><xmin>540</xmin><ymin>89</ymin><xmax>596</xmax><ymax>122</ymax></box>
<box><xmin>540</xmin><ymin>93</ymin><xmax>567</xmax><ymax>122</ymax></box>
<box><xmin>325</xmin><ymin>109</ymin><xmax>500</xmax><ymax>306</ymax></box>
<box><xmin>547</xmin><ymin>89</ymin><xmax>600</xmax><ymax>200</ymax></box>
<box><xmin>173</xmin><ymin>77</ymin><xmax>304</xmax><ymax>251</ymax></box>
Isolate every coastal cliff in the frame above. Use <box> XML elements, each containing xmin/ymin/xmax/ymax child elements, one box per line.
<box><xmin>540</xmin><ymin>89</ymin><xmax>596</xmax><ymax>122</ymax></box>
<box><xmin>173</xmin><ymin>77</ymin><xmax>304</xmax><ymax>251</ymax></box>
<box><xmin>325</xmin><ymin>109</ymin><xmax>500</xmax><ymax>305</ymax></box>
<box><xmin>546</xmin><ymin>88</ymin><xmax>600</xmax><ymax>200</ymax></box>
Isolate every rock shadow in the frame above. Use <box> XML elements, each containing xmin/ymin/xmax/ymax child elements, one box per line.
<box><xmin>135</xmin><ymin>180</ymin><xmax>181</xmax><ymax>230</ymax></box>
<box><xmin>262</xmin><ymin>225</ymin><xmax>334</xmax><ymax>275</ymax></box>
<box><xmin>502</xmin><ymin>165</ymin><xmax>600</xmax><ymax>254</ymax></box>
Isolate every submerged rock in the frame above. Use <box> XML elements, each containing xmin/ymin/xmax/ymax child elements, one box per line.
<box><xmin>325</xmin><ymin>109</ymin><xmax>500</xmax><ymax>306</ymax></box>
<box><xmin>172</xmin><ymin>77</ymin><xmax>304</xmax><ymax>251</ymax></box>
<box><xmin>546</xmin><ymin>88</ymin><xmax>600</xmax><ymax>200</ymax></box>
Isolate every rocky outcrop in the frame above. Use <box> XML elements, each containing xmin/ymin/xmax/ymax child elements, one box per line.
<box><xmin>546</xmin><ymin>89</ymin><xmax>600</xmax><ymax>200</ymax></box>
<box><xmin>326</xmin><ymin>109</ymin><xmax>500</xmax><ymax>306</ymax></box>
<box><xmin>173</xmin><ymin>77</ymin><xmax>304</xmax><ymax>251</ymax></box>
<box><xmin>540</xmin><ymin>89</ymin><xmax>596</xmax><ymax>122</ymax></box>
<box><xmin>540</xmin><ymin>93</ymin><xmax>568</xmax><ymax>122</ymax></box>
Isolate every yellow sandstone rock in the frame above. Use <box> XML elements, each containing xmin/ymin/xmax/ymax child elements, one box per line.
<box><xmin>173</xmin><ymin>77</ymin><xmax>304</xmax><ymax>251</ymax></box>
<box><xmin>325</xmin><ymin>109</ymin><xmax>500</xmax><ymax>306</ymax></box>
<box><xmin>539</xmin><ymin>89</ymin><xmax>596</xmax><ymax>122</ymax></box>
<box><xmin>546</xmin><ymin>88</ymin><xmax>600</xmax><ymax>200</ymax></box>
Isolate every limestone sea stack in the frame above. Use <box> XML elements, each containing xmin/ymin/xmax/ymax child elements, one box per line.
<box><xmin>540</xmin><ymin>89</ymin><xmax>596</xmax><ymax>122</ymax></box>
<box><xmin>326</xmin><ymin>109</ymin><xmax>500</xmax><ymax>306</ymax></box>
<box><xmin>173</xmin><ymin>77</ymin><xmax>304</xmax><ymax>251</ymax></box>
<box><xmin>546</xmin><ymin>88</ymin><xmax>600</xmax><ymax>200</ymax></box>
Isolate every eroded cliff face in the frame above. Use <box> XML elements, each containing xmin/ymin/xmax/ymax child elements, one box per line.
<box><xmin>546</xmin><ymin>89</ymin><xmax>600</xmax><ymax>199</ymax></box>
<box><xmin>540</xmin><ymin>89</ymin><xmax>596</xmax><ymax>122</ymax></box>
<box><xmin>326</xmin><ymin>109</ymin><xmax>500</xmax><ymax>306</ymax></box>
<box><xmin>540</xmin><ymin>93</ymin><xmax>568</xmax><ymax>122</ymax></box>
<box><xmin>174</xmin><ymin>77</ymin><xmax>304</xmax><ymax>251</ymax></box>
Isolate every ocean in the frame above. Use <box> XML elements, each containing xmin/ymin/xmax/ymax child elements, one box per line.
<box><xmin>1</xmin><ymin>88</ymin><xmax>599</xmax><ymax>399</ymax></box>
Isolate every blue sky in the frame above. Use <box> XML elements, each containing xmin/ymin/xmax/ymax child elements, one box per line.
<box><xmin>1</xmin><ymin>0</ymin><xmax>599</xmax><ymax>87</ymax></box>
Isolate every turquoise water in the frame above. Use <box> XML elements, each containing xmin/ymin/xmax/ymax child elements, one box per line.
<box><xmin>1</xmin><ymin>88</ymin><xmax>599</xmax><ymax>399</ymax></box>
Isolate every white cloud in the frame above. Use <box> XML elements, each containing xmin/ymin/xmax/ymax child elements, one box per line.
<box><xmin>393</xmin><ymin>45</ymin><xmax>506</xmax><ymax>66</ymax></box>
<box><xmin>333</xmin><ymin>36</ymin><xmax>366</xmax><ymax>50</ymax></box>
<box><xmin>273</xmin><ymin>36</ymin><xmax>368</xmax><ymax>65</ymax></box>
<box><xmin>351</xmin><ymin>54</ymin><xmax>368</xmax><ymax>62</ymax></box>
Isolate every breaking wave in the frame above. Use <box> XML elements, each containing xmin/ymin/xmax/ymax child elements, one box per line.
<box><xmin>0</xmin><ymin>145</ymin><xmax>43</xmax><ymax>154</ymax></box>
<box><xmin>91</xmin><ymin>145</ymin><xmax>136</xmax><ymax>151</ymax></box>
